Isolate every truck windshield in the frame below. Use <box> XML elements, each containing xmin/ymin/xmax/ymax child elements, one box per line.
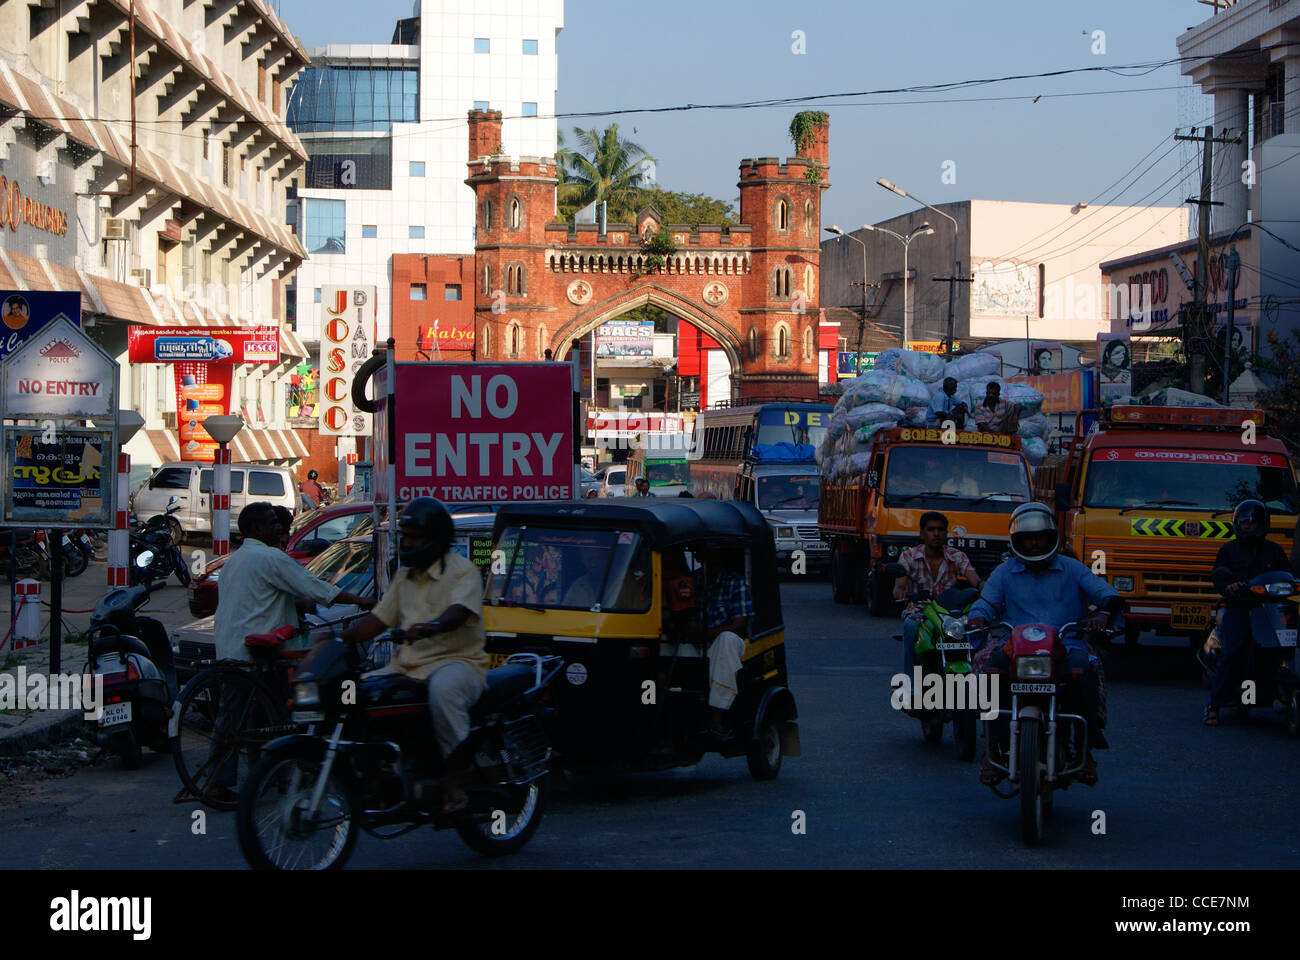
<box><xmin>883</xmin><ymin>446</ymin><xmax>1032</xmax><ymax>503</ymax></box>
<box><xmin>1083</xmin><ymin>450</ymin><xmax>1299</xmax><ymax>513</ymax></box>
<box><xmin>486</xmin><ymin>527</ymin><xmax>653</xmax><ymax>612</ymax></box>
<box><xmin>646</xmin><ymin>459</ymin><xmax>689</xmax><ymax>486</ymax></box>
<box><xmin>758</xmin><ymin>474</ymin><xmax>819</xmax><ymax>510</ymax></box>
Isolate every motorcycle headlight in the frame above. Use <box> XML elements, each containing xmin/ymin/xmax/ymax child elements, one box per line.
<box><xmin>1015</xmin><ymin>655</ymin><xmax>1053</xmax><ymax>679</ymax></box>
<box><xmin>885</xmin><ymin>544</ymin><xmax>900</xmax><ymax>558</ymax></box>
<box><xmin>1266</xmin><ymin>581</ymin><xmax>1294</xmax><ymax>596</ymax></box>
<box><xmin>135</xmin><ymin>550</ymin><xmax>154</xmax><ymax>568</ymax></box>
<box><xmin>941</xmin><ymin>616</ymin><xmax>966</xmax><ymax>640</ymax></box>
<box><xmin>293</xmin><ymin>681</ymin><xmax>320</xmax><ymax>708</ymax></box>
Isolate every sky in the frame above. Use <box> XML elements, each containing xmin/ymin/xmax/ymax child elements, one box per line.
<box><xmin>276</xmin><ymin>0</ymin><xmax>1219</xmax><ymax>236</ymax></box>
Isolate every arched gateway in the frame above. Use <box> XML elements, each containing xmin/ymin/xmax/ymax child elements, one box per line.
<box><xmin>465</xmin><ymin>109</ymin><xmax>830</xmax><ymax>403</ymax></box>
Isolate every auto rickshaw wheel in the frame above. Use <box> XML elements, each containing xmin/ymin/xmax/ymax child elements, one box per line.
<box><xmin>1288</xmin><ymin>692</ymin><xmax>1300</xmax><ymax>738</ymax></box>
<box><xmin>746</xmin><ymin>718</ymin><xmax>782</xmax><ymax>781</ymax></box>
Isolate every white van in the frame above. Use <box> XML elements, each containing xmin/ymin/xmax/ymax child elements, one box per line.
<box><xmin>131</xmin><ymin>462</ymin><xmax>298</xmax><ymax>539</ymax></box>
<box><xmin>597</xmin><ymin>463</ymin><xmax>627</xmax><ymax>497</ymax></box>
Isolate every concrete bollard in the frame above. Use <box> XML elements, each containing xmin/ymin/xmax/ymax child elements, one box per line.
<box><xmin>14</xmin><ymin>578</ymin><xmax>40</xmax><ymax>649</ymax></box>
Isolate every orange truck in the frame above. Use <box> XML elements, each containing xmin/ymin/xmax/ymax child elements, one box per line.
<box><xmin>818</xmin><ymin>426</ymin><xmax>1034</xmax><ymax>615</ymax></box>
<box><xmin>1039</xmin><ymin>404</ymin><xmax>1298</xmax><ymax>644</ymax></box>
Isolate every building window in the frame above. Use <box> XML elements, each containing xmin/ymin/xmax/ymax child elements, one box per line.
<box><xmin>410</xmin><ymin>283</ymin><xmax>427</xmax><ymax>300</ymax></box>
<box><xmin>444</xmin><ymin>284</ymin><xmax>462</xmax><ymax>301</ymax></box>
<box><xmin>474</xmin><ymin>100</ymin><xmax>490</xmax><ymax>111</ymax></box>
<box><xmin>482</xmin><ymin>198</ymin><xmax>493</xmax><ymax>232</ymax></box>
<box><xmin>481</xmin><ymin>324</ymin><xmax>491</xmax><ymax>358</ymax></box>
<box><xmin>523</xmin><ymin>39</ymin><xmax>538</xmax><ymax>55</ymax></box>
<box><xmin>748</xmin><ymin>327</ymin><xmax>761</xmax><ymax>361</ymax></box>
<box><xmin>474</xmin><ymin>38</ymin><xmax>490</xmax><ymax>53</ymax></box>
<box><xmin>482</xmin><ymin>263</ymin><xmax>493</xmax><ymax>295</ymax></box>
<box><xmin>305</xmin><ymin>199</ymin><xmax>346</xmax><ymax>254</ymax></box>
<box><xmin>409</xmin><ymin>225</ymin><xmax>425</xmax><ymax>239</ymax></box>
<box><xmin>522</xmin><ymin>102</ymin><xmax>538</xmax><ymax>117</ymax></box>
<box><xmin>537</xmin><ymin>324</ymin><xmax>548</xmax><ymax>358</ymax></box>
<box><xmin>775</xmin><ymin>197</ymin><xmax>790</xmax><ymax>232</ymax></box>
<box><xmin>505</xmin><ymin>263</ymin><xmax>525</xmax><ymax>295</ymax></box>
<box><xmin>775</xmin><ymin>323</ymin><xmax>791</xmax><ymax>360</ymax></box>
<box><xmin>803</xmin><ymin>326</ymin><xmax>815</xmax><ymax>360</ymax></box>
<box><xmin>285</xmin><ymin>65</ymin><xmax>418</xmax><ymax>134</ymax></box>
<box><xmin>409</xmin><ymin>161</ymin><xmax>425</xmax><ymax>177</ymax></box>
<box><xmin>804</xmin><ymin>265</ymin><xmax>815</xmax><ymax>302</ymax></box>
<box><xmin>314</xmin><ymin>287</ymin><xmax>322</xmax><ymax>303</ymax></box>
<box><xmin>804</xmin><ymin>199</ymin><xmax>814</xmax><ymax>238</ymax></box>
<box><xmin>509</xmin><ymin>196</ymin><xmax>523</xmax><ymax>230</ymax></box>
<box><xmin>507</xmin><ymin>321</ymin><xmax>521</xmax><ymax>358</ymax></box>
<box><xmin>362</xmin><ymin>224</ymin><xmax>377</xmax><ymax>238</ymax></box>
<box><xmin>222</xmin><ymin>145</ymin><xmax>233</xmax><ymax>187</ymax></box>
<box><xmin>772</xmin><ymin>267</ymin><xmax>792</xmax><ymax>299</ymax></box>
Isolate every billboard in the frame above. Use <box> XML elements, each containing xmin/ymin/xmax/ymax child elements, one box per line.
<box><xmin>1097</xmin><ymin>333</ymin><xmax>1131</xmax><ymax>403</ymax></box>
<box><xmin>596</xmin><ymin>320</ymin><xmax>654</xmax><ymax>358</ymax></box>
<box><xmin>391</xmin><ymin>363</ymin><xmax>574</xmax><ymax>503</ymax></box>
<box><xmin>127</xmin><ymin>325</ymin><xmax>280</xmax><ymax>363</ymax></box>
<box><xmin>3</xmin><ymin>426</ymin><xmax>112</xmax><ymax>526</ymax></box>
<box><xmin>0</xmin><ymin>291</ymin><xmax>81</xmax><ymax>362</ymax></box>
<box><xmin>319</xmin><ymin>286</ymin><xmax>376</xmax><ymax>436</ymax></box>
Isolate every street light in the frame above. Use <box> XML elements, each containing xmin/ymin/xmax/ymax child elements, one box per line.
<box><xmin>203</xmin><ymin>415</ymin><xmax>244</xmax><ymax>558</ymax></box>
<box><xmin>825</xmin><ymin>225</ymin><xmax>870</xmax><ymax>369</ymax></box>
<box><xmin>877</xmin><ymin>178</ymin><xmax>960</xmax><ymax>358</ymax></box>
<box><xmin>862</xmin><ymin>222</ymin><xmax>934</xmax><ymax>347</ymax></box>
<box><xmin>93</xmin><ymin>409</ymin><xmax>145</xmax><ymax>587</ymax></box>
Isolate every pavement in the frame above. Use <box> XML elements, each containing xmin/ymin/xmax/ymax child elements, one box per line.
<box><xmin>0</xmin><ymin>553</ymin><xmax>203</xmax><ymax>757</ymax></box>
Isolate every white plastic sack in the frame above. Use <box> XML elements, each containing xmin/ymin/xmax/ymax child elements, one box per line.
<box><xmin>1146</xmin><ymin>387</ymin><xmax>1223</xmax><ymax>408</ymax></box>
<box><xmin>960</xmin><ymin>376</ymin><xmax>1007</xmax><ymax>410</ymax></box>
<box><xmin>1003</xmin><ymin>383</ymin><xmax>1045</xmax><ymax>417</ymax></box>
<box><xmin>903</xmin><ymin>406</ymin><xmax>928</xmax><ymax>427</ymax></box>
<box><xmin>943</xmin><ymin>352</ymin><xmax>1001</xmax><ymax>381</ymax></box>
<box><xmin>855</xmin><ymin>420</ymin><xmax>899</xmax><ymax>444</ymax></box>
<box><xmin>843</xmin><ymin>370</ymin><xmax>932</xmax><ymax>410</ymax></box>
<box><xmin>873</xmin><ymin>348</ymin><xmax>904</xmax><ymax>373</ymax></box>
<box><xmin>1021</xmin><ymin>436</ymin><xmax>1047</xmax><ymax>465</ymax></box>
<box><xmin>845</xmin><ymin>403</ymin><xmax>905</xmax><ymax>430</ymax></box>
<box><xmin>1017</xmin><ymin>413</ymin><xmax>1050</xmax><ymax>439</ymax></box>
<box><xmin>843</xmin><ymin>451</ymin><xmax>874</xmax><ymax>478</ymax></box>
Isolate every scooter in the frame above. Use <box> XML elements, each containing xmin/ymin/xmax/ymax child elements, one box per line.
<box><xmin>83</xmin><ymin>557</ymin><xmax>179</xmax><ymax>769</ymax></box>
<box><xmin>1197</xmin><ymin>569</ymin><xmax>1300</xmax><ymax>732</ymax></box>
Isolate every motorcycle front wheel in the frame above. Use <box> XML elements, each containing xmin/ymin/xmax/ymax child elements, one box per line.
<box><xmin>1019</xmin><ymin>720</ymin><xmax>1044</xmax><ymax>846</ymax></box>
<box><xmin>454</xmin><ymin>776</ymin><xmax>548</xmax><ymax>857</ymax></box>
<box><xmin>61</xmin><ymin>542</ymin><xmax>88</xmax><ymax>578</ymax></box>
<box><xmin>237</xmin><ymin>743</ymin><xmax>359</xmax><ymax>870</ymax></box>
<box><xmin>172</xmin><ymin>550</ymin><xmax>192</xmax><ymax>587</ymax></box>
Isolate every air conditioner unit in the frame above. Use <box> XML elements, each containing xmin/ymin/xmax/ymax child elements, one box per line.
<box><xmin>102</xmin><ymin>218</ymin><xmax>127</xmax><ymax>240</ymax></box>
<box><xmin>130</xmin><ymin>267</ymin><xmax>152</xmax><ymax>287</ymax></box>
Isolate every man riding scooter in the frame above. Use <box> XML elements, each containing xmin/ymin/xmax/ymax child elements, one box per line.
<box><xmin>1204</xmin><ymin>499</ymin><xmax>1291</xmax><ymax>726</ymax></box>
<box><xmin>967</xmin><ymin>503</ymin><xmax>1124</xmax><ymax>786</ymax></box>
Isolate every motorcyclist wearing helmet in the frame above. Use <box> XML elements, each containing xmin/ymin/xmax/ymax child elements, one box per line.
<box><xmin>299</xmin><ymin>468</ymin><xmax>327</xmax><ymax>509</ymax></box>
<box><xmin>343</xmin><ymin>498</ymin><xmax>487</xmax><ymax>812</ymax></box>
<box><xmin>1204</xmin><ymin>499</ymin><xmax>1290</xmax><ymax>726</ymax></box>
<box><xmin>967</xmin><ymin>502</ymin><xmax>1124</xmax><ymax>786</ymax></box>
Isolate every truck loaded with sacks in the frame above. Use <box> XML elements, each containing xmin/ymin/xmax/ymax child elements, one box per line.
<box><xmin>817</xmin><ymin>349</ymin><xmax>1043</xmax><ymax>615</ymax></box>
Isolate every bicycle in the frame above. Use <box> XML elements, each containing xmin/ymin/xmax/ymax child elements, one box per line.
<box><xmin>171</xmin><ymin>610</ymin><xmax>379</xmax><ymax>811</ymax></box>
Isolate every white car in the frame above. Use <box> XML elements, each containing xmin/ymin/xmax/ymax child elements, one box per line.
<box><xmin>596</xmin><ymin>464</ymin><xmax>627</xmax><ymax>497</ymax></box>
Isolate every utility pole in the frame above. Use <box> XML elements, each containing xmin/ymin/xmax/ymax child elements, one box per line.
<box><xmin>1175</xmin><ymin>125</ymin><xmax>1239</xmax><ymax>395</ymax></box>
<box><xmin>1223</xmin><ymin>244</ymin><xmax>1241</xmax><ymax>403</ymax></box>
<box><xmin>849</xmin><ymin>277</ymin><xmax>881</xmax><ymax>372</ymax></box>
<box><xmin>932</xmin><ymin>262</ymin><xmax>974</xmax><ymax>357</ymax></box>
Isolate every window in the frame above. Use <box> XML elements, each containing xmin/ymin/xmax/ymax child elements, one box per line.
<box><xmin>222</xmin><ymin>144</ymin><xmax>233</xmax><ymax>187</ymax></box>
<box><xmin>249</xmin><ymin>471</ymin><xmax>286</xmax><ymax>497</ymax></box>
<box><xmin>409</xmin><ymin>161</ymin><xmax>425</xmax><ymax>177</ymax></box>
<box><xmin>409</xmin><ymin>225</ymin><xmax>425</xmax><ymax>239</ymax></box>
<box><xmin>305</xmin><ymin>199</ymin><xmax>346</xmax><ymax>254</ymax></box>
<box><xmin>362</xmin><ymin>224</ymin><xmax>377</xmax><ymax>238</ymax></box>
<box><xmin>303</xmin><ymin>136</ymin><xmax>393</xmax><ymax>190</ymax></box>
<box><xmin>804</xmin><ymin>265</ymin><xmax>815</xmax><ymax>301</ymax></box>
<box><xmin>748</xmin><ymin>327</ymin><xmax>761</xmax><ymax>361</ymax></box>
<box><xmin>506</xmin><ymin>263</ymin><xmax>524</xmax><ymax>295</ymax></box>
<box><xmin>522</xmin><ymin>102</ymin><xmax>538</xmax><ymax>117</ymax></box>
<box><xmin>482</xmin><ymin>263</ymin><xmax>492</xmax><ymax>295</ymax></box>
<box><xmin>285</xmin><ymin>66</ymin><xmax>418</xmax><ymax>134</ymax></box>
<box><xmin>804</xmin><ymin>199</ymin><xmax>814</xmax><ymax>238</ymax></box>
<box><xmin>803</xmin><ymin>325</ymin><xmax>815</xmax><ymax>360</ymax></box>
<box><xmin>481</xmin><ymin>324</ymin><xmax>491</xmax><ymax>358</ymax></box>
<box><xmin>473</xmin><ymin>100</ymin><xmax>490</xmax><ymax>111</ymax></box>
<box><xmin>198</xmin><ymin>470</ymin><xmax>246</xmax><ymax>494</ymax></box>
<box><xmin>523</xmin><ymin>39</ymin><xmax>538</xmax><ymax>55</ymax></box>
<box><xmin>313</xmin><ymin>287</ymin><xmax>322</xmax><ymax>303</ymax></box>
<box><xmin>772</xmin><ymin>267</ymin><xmax>792</xmax><ymax>298</ymax></box>
<box><xmin>509</xmin><ymin>197</ymin><xmax>522</xmax><ymax>230</ymax></box>
<box><xmin>537</xmin><ymin>324</ymin><xmax>549</xmax><ymax>359</ymax></box>
<box><xmin>148</xmin><ymin>467</ymin><xmax>191</xmax><ymax>490</ymax></box>
<box><xmin>775</xmin><ymin>323</ymin><xmax>791</xmax><ymax>360</ymax></box>
<box><xmin>775</xmin><ymin>198</ymin><xmax>790</xmax><ymax>232</ymax></box>
<box><xmin>410</xmin><ymin>283</ymin><xmax>427</xmax><ymax>300</ymax></box>
<box><xmin>444</xmin><ymin>284</ymin><xmax>462</xmax><ymax>301</ymax></box>
<box><xmin>508</xmin><ymin>321</ymin><xmax>521</xmax><ymax>358</ymax></box>
<box><xmin>482</xmin><ymin>198</ymin><xmax>493</xmax><ymax>232</ymax></box>
<box><xmin>474</xmin><ymin>38</ymin><xmax>490</xmax><ymax>53</ymax></box>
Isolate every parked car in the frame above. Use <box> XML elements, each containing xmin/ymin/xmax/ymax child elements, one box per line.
<box><xmin>580</xmin><ymin>467</ymin><xmax>601</xmax><ymax>498</ymax></box>
<box><xmin>131</xmin><ymin>462</ymin><xmax>298</xmax><ymax>540</ymax></box>
<box><xmin>597</xmin><ymin>463</ymin><xmax>628</xmax><ymax>497</ymax></box>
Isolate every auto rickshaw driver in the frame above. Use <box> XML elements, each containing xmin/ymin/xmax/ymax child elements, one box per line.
<box><xmin>693</xmin><ymin>545</ymin><xmax>752</xmax><ymax>739</ymax></box>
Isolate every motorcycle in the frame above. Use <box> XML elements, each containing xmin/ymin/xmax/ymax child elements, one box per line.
<box><xmin>83</xmin><ymin>566</ymin><xmax>179</xmax><ymax>769</ymax></box>
<box><xmin>130</xmin><ymin>498</ymin><xmax>190</xmax><ymax>588</ymax></box>
<box><xmin>886</xmin><ymin>563</ymin><xmax>981</xmax><ymax>760</ymax></box>
<box><xmin>1197</xmin><ymin>569</ymin><xmax>1300</xmax><ymax>732</ymax></box>
<box><xmin>976</xmin><ymin>619</ymin><xmax>1118</xmax><ymax>846</ymax></box>
<box><xmin>0</xmin><ymin>527</ymin><xmax>49</xmax><ymax>580</ymax></box>
<box><xmin>236</xmin><ymin>630</ymin><xmax>562</xmax><ymax>870</ymax></box>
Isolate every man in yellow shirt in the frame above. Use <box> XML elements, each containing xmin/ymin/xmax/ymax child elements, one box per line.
<box><xmin>343</xmin><ymin>498</ymin><xmax>486</xmax><ymax>812</ymax></box>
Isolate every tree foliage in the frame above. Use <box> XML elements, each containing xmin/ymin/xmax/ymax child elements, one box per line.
<box><xmin>1257</xmin><ymin>329</ymin><xmax>1300</xmax><ymax>451</ymax></box>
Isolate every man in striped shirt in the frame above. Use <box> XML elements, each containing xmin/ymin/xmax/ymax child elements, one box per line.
<box><xmin>893</xmin><ymin>512</ymin><xmax>982</xmax><ymax>679</ymax></box>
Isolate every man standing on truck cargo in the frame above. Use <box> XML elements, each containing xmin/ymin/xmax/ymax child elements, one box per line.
<box><xmin>894</xmin><ymin>512</ymin><xmax>982</xmax><ymax>679</ymax></box>
<box><xmin>972</xmin><ymin>382</ymin><xmax>1020</xmax><ymax>435</ymax></box>
<box><xmin>928</xmin><ymin>377</ymin><xmax>969</xmax><ymax>429</ymax></box>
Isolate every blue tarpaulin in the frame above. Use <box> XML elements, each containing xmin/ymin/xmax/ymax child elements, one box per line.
<box><xmin>751</xmin><ymin>442</ymin><xmax>817</xmax><ymax>463</ymax></box>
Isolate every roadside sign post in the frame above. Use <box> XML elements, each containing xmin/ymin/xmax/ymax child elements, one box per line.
<box><xmin>1</xmin><ymin>316</ymin><xmax>119</xmax><ymax>674</ymax></box>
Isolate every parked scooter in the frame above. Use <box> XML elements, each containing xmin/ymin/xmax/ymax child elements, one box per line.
<box><xmin>83</xmin><ymin>569</ymin><xmax>179</xmax><ymax>769</ymax></box>
<box><xmin>886</xmin><ymin>562</ymin><xmax>981</xmax><ymax>760</ymax></box>
<box><xmin>1198</xmin><ymin>569</ymin><xmax>1300</xmax><ymax>732</ymax></box>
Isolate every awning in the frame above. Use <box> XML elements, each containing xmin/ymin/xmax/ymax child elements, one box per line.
<box><xmin>140</xmin><ymin>427</ymin><xmax>308</xmax><ymax>466</ymax></box>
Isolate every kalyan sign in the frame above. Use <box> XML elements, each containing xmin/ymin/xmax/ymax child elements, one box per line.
<box><xmin>390</xmin><ymin>364</ymin><xmax>574</xmax><ymax>503</ymax></box>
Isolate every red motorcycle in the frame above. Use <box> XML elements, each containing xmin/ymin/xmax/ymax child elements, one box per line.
<box><xmin>977</xmin><ymin>619</ymin><xmax>1118</xmax><ymax>846</ymax></box>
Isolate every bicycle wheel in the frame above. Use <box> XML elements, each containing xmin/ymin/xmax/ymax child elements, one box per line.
<box><xmin>172</xmin><ymin>667</ymin><xmax>284</xmax><ymax>811</ymax></box>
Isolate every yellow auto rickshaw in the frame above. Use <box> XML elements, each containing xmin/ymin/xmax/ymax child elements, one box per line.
<box><xmin>482</xmin><ymin>499</ymin><xmax>799</xmax><ymax>779</ymax></box>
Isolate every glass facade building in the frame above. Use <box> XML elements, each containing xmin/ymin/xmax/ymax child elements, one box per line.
<box><xmin>287</xmin><ymin>66</ymin><xmax>418</xmax><ymax>133</ymax></box>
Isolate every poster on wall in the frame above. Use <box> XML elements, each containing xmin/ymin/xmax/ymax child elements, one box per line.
<box><xmin>319</xmin><ymin>286</ymin><xmax>376</xmax><ymax>436</ymax></box>
<box><xmin>0</xmin><ymin>290</ymin><xmax>81</xmax><ymax>362</ymax></box>
<box><xmin>596</xmin><ymin>320</ymin><xmax>654</xmax><ymax>358</ymax></box>
<box><xmin>1031</xmin><ymin>341</ymin><xmax>1063</xmax><ymax>376</ymax></box>
<box><xmin>1097</xmin><ymin>333</ymin><xmax>1131</xmax><ymax>403</ymax></box>
<box><xmin>173</xmin><ymin>364</ymin><xmax>234</xmax><ymax>462</ymax></box>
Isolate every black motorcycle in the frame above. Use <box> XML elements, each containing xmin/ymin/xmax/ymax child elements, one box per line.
<box><xmin>130</xmin><ymin>498</ymin><xmax>190</xmax><ymax>588</ymax></box>
<box><xmin>83</xmin><ymin>580</ymin><xmax>178</xmax><ymax>769</ymax></box>
<box><xmin>236</xmin><ymin>633</ymin><xmax>562</xmax><ymax>869</ymax></box>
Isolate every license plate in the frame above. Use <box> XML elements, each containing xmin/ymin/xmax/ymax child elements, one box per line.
<box><xmin>292</xmin><ymin>710</ymin><xmax>325</xmax><ymax>723</ymax></box>
<box><xmin>1278</xmin><ymin>630</ymin><xmax>1298</xmax><ymax>648</ymax></box>
<box><xmin>936</xmin><ymin>642</ymin><xmax>971</xmax><ymax>651</ymax></box>
<box><xmin>803</xmin><ymin>542</ymin><xmax>827</xmax><ymax>551</ymax></box>
<box><xmin>1171</xmin><ymin>603</ymin><xmax>1211</xmax><ymax>629</ymax></box>
<box><xmin>98</xmin><ymin>701</ymin><xmax>132</xmax><ymax>727</ymax></box>
<box><xmin>1010</xmin><ymin>683</ymin><xmax>1057</xmax><ymax>694</ymax></box>
<box><xmin>487</xmin><ymin>652</ymin><xmax>509</xmax><ymax>669</ymax></box>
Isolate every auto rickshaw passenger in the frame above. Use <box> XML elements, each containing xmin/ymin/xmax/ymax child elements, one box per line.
<box><xmin>562</xmin><ymin>547</ymin><xmax>606</xmax><ymax>607</ymax></box>
<box><xmin>700</xmin><ymin>546</ymin><xmax>752</xmax><ymax>737</ymax></box>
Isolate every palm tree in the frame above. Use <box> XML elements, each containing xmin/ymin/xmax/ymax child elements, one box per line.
<box><xmin>562</xmin><ymin>124</ymin><xmax>656</xmax><ymax>220</ymax></box>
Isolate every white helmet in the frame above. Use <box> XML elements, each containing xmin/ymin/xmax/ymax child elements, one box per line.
<box><xmin>1008</xmin><ymin>502</ymin><xmax>1058</xmax><ymax>569</ymax></box>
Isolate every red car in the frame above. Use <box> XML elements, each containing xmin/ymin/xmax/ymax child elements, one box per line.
<box><xmin>187</xmin><ymin>502</ymin><xmax>374</xmax><ymax>617</ymax></box>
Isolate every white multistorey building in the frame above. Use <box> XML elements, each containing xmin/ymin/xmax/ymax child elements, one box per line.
<box><xmin>0</xmin><ymin>0</ymin><xmax>314</xmax><ymax>483</ymax></box>
<box><xmin>287</xmin><ymin>0</ymin><xmax>563</xmax><ymax>346</ymax></box>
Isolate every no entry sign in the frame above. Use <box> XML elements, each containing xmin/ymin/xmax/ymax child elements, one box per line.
<box><xmin>392</xmin><ymin>363</ymin><xmax>575</xmax><ymax>502</ymax></box>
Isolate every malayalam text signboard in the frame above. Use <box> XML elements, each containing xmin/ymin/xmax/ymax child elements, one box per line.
<box><xmin>319</xmin><ymin>286</ymin><xmax>376</xmax><ymax>436</ymax></box>
<box><xmin>0</xmin><ymin>291</ymin><xmax>81</xmax><ymax>362</ymax></box>
<box><xmin>392</xmin><ymin>363</ymin><xmax>574</xmax><ymax>503</ymax></box>
<box><xmin>3</xmin><ymin>426</ymin><xmax>112</xmax><ymax>526</ymax></box>
<box><xmin>127</xmin><ymin>325</ymin><xmax>280</xmax><ymax>363</ymax></box>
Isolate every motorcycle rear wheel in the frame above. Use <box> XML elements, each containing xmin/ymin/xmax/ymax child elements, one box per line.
<box><xmin>1288</xmin><ymin>692</ymin><xmax>1300</xmax><ymax>738</ymax></box>
<box><xmin>920</xmin><ymin>713</ymin><xmax>944</xmax><ymax>744</ymax></box>
<box><xmin>237</xmin><ymin>743</ymin><xmax>359</xmax><ymax>870</ymax></box>
<box><xmin>61</xmin><ymin>542</ymin><xmax>88</xmax><ymax>578</ymax></box>
<box><xmin>953</xmin><ymin>711</ymin><xmax>977</xmax><ymax>762</ymax></box>
<box><xmin>1019</xmin><ymin>720</ymin><xmax>1044</xmax><ymax>846</ymax></box>
<box><xmin>172</xmin><ymin>551</ymin><xmax>192</xmax><ymax>587</ymax></box>
<box><xmin>454</xmin><ymin>776</ymin><xmax>548</xmax><ymax>857</ymax></box>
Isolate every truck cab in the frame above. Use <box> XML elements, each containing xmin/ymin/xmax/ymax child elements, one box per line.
<box><xmin>1042</xmin><ymin>404</ymin><xmax>1298</xmax><ymax>643</ymax></box>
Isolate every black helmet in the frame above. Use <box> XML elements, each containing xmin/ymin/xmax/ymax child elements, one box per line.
<box><xmin>1232</xmin><ymin>499</ymin><xmax>1269</xmax><ymax>543</ymax></box>
<box><xmin>1008</xmin><ymin>502</ymin><xmax>1058</xmax><ymax>570</ymax></box>
<box><xmin>398</xmin><ymin>497</ymin><xmax>453</xmax><ymax>569</ymax></box>
<box><xmin>307</xmin><ymin>469</ymin><xmax>318</xmax><ymax>480</ymax></box>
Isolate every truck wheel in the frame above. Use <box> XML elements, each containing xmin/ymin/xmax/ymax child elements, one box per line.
<box><xmin>867</xmin><ymin>569</ymin><xmax>893</xmax><ymax>618</ymax></box>
<box><xmin>830</xmin><ymin>552</ymin><xmax>854</xmax><ymax>604</ymax></box>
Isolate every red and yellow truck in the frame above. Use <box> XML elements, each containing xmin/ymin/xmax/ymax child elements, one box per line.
<box><xmin>818</xmin><ymin>426</ymin><xmax>1034</xmax><ymax>615</ymax></box>
<box><xmin>1038</xmin><ymin>405</ymin><xmax>1298</xmax><ymax>643</ymax></box>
